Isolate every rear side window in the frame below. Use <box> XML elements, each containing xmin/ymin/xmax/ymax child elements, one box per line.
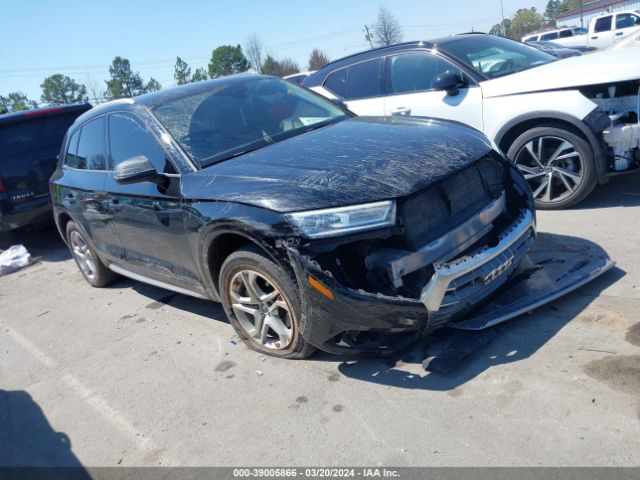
<box><xmin>109</xmin><ymin>113</ymin><xmax>176</xmax><ymax>174</ymax></box>
<box><xmin>65</xmin><ymin>129</ymin><xmax>81</xmax><ymax>168</ymax></box>
<box><xmin>559</xmin><ymin>29</ymin><xmax>573</xmax><ymax>38</ymax></box>
<box><xmin>616</xmin><ymin>13</ymin><xmax>638</xmax><ymax>29</ymax></box>
<box><xmin>594</xmin><ymin>16</ymin><xmax>612</xmax><ymax>33</ymax></box>
<box><xmin>0</xmin><ymin>113</ymin><xmax>80</xmax><ymax>158</ymax></box>
<box><xmin>345</xmin><ymin>59</ymin><xmax>382</xmax><ymax>100</ymax></box>
<box><xmin>68</xmin><ymin>117</ymin><xmax>107</xmax><ymax>170</ymax></box>
<box><xmin>541</xmin><ymin>31</ymin><xmax>559</xmax><ymax>40</ymax></box>
<box><xmin>324</xmin><ymin>69</ymin><xmax>347</xmax><ymax>98</ymax></box>
<box><xmin>389</xmin><ymin>53</ymin><xmax>462</xmax><ymax>95</ymax></box>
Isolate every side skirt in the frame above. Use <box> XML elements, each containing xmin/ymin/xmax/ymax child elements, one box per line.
<box><xmin>108</xmin><ymin>263</ymin><xmax>209</xmax><ymax>300</ymax></box>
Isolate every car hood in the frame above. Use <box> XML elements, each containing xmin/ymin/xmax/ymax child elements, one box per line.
<box><xmin>480</xmin><ymin>49</ymin><xmax>640</xmax><ymax>98</ymax></box>
<box><xmin>182</xmin><ymin>116</ymin><xmax>494</xmax><ymax>212</ymax></box>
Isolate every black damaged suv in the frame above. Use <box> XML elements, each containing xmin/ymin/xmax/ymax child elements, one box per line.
<box><xmin>51</xmin><ymin>76</ymin><xmax>610</xmax><ymax>359</ymax></box>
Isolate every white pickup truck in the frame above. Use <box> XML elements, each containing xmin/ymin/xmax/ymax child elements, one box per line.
<box><xmin>523</xmin><ymin>9</ymin><xmax>640</xmax><ymax>49</ymax></box>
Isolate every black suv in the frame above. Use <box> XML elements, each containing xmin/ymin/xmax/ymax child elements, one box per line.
<box><xmin>51</xmin><ymin>76</ymin><xmax>610</xmax><ymax>359</ymax></box>
<box><xmin>0</xmin><ymin>104</ymin><xmax>91</xmax><ymax>233</ymax></box>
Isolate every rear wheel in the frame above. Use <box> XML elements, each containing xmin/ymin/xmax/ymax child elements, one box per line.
<box><xmin>66</xmin><ymin>221</ymin><xmax>118</xmax><ymax>287</ymax></box>
<box><xmin>219</xmin><ymin>246</ymin><xmax>316</xmax><ymax>359</ymax></box>
<box><xmin>507</xmin><ymin>126</ymin><xmax>597</xmax><ymax>209</ymax></box>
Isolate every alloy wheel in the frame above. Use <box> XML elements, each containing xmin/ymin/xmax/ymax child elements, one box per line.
<box><xmin>228</xmin><ymin>269</ymin><xmax>294</xmax><ymax>350</ymax></box>
<box><xmin>514</xmin><ymin>135</ymin><xmax>584</xmax><ymax>205</ymax></box>
<box><xmin>69</xmin><ymin>230</ymin><xmax>96</xmax><ymax>281</ymax></box>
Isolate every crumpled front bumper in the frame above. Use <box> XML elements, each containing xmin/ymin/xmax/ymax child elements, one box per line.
<box><xmin>287</xmin><ymin>230</ymin><xmax>613</xmax><ymax>355</ymax></box>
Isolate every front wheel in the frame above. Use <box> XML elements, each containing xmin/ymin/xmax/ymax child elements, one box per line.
<box><xmin>507</xmin><ymin>126</ymin><xmax>597</xmax><ymax>209</ymax></box>
<box><xmin>219</xmin><ymin>246</ymin><xmax>316</xmax><ymax>359</ymax></box>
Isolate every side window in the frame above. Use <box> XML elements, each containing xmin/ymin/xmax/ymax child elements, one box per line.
<box><xmin>616</xmin><ymin>13</ymin><xmax>638</xmax><ymax>29</ymax></box>
<box><xmin>73</xmin><ymin>117</ymin><xmax>107</xmax><ymax>170</ymax></box>
<box><xmin>345</xmin><ymin>59</ymin><xmax>382</xmax><ymax>100</ymax></box>
<box><xmin>541</xmin><ymin>31</ymin><xmax>559</xmax><ymax>40</ymax></box>
<box><xmin>65</xmin><ymin>129</ymin><xmax>81</xmax><ymax>168</ymax></box>
<box><xmin>594</xmin><ymin>16</ymin><xmax>613</xmax><ymax>33</ymax></box>
<box><xmin>109</xmin><ymin>113</ymin><xmax>176</xmax><ymax>174</ymax></box>
<box><xmin>389</xmin><ymin>53</ymin><xmax>463</xmax><ymax>95</ymax></box>
<box><xmin>559</xmin><ymin>29</ymin><xmax>573</xmax><ymax>38</ymax></box>
<box><xmin>324</xmin><ymin>69</ymin><xmax>347</xmax><ymax>98</ymax></box>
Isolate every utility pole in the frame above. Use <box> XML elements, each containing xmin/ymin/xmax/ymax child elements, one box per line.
<box><xmin>363</xmin><ymin>25</ymin><xmax>374</xmax><ymax>49</ymax></box>
<box><xmin>579</xmin><ymin>0</ymin><xmax>584</xmax><ymax>28</ymax></box>
<box><xmin>500</xmin><ymin>0</ymin><xmax>506</xmax><ymax>37</ymax></box>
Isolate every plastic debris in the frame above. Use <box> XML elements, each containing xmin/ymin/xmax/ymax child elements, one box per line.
<box><xmin>0</xmin><ymin>245</ymin><xmax>31</xmax><ymax>276</ymax></box>
<box><xmin>255</xmin><ymin>370</ymin><xmax>264</xmax><ymax>376</ymax></box>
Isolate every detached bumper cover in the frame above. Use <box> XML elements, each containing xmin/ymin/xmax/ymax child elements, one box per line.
<box><xmin>287</xmin><ymin>231</ymin><xmax>613</xmax><ymax>355</ymax></box>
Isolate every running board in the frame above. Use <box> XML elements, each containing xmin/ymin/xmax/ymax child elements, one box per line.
<box><xmin>108</xmin><ymin>263</ymin><xmax>208</xmax><ymax>299</ymax></box>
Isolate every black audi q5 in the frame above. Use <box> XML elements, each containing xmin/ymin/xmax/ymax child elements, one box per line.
<box><xmin>51</xmin><ymin>75</ymin><xmax>611</xmax><ymax>359</ymax></box>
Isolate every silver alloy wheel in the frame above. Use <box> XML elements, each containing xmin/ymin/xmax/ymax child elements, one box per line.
<box><xmin>69</xmin><ymin>230</ymin><xmax>96</xmax><ymax>281</ymax></box>
<box><xmin>228</xmin><ymin>269</ymin><xmax>294</xmax><ymax>350</ymax></box>
<box><xmin>514</xmin><ymin>135</ymin><xmax>584</xmax><ymax>204</ymax></box>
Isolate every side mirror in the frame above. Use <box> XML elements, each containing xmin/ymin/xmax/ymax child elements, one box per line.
<box><xmin>114</xmin><ymin>155</ymin><xmax>161</xmax><ymax>184</ymax></box>
<box><xmin>432</xmin><ymin>71</ymin><xmax>464</xmax><ymax>96</ymax></box>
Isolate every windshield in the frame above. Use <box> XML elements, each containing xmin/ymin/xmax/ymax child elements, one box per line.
<box><xmin>438</xmin><ymin>35</ymin><xmax>556</xmax><ymax>79</ymax></box>
<box><xmin>153</xmin><ymin>77</ymin><xmax>348</xmax><ymax>167</ymax></box>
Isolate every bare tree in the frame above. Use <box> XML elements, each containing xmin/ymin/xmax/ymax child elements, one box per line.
<box><xmin>373</xmin><ymin>7</ymin><xmax>403</xmax><ymax>46</ymax></box>
<box><xmin>244</xmin><ymin>34</ymin><xmax>265</xmax><ymax>73</ymax></box>
<box><xmin>84</xmin><ymin>74</ymin><xmax>105</xmax><ymax>104</ymax></box>
<box><xmin>308</xmin><ymin>48</ymin><xmax>330</xmax><ymax>71</ymax></box>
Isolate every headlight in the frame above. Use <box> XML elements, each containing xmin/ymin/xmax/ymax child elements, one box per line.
<box><xmin>285</xmin><ymin>200</ymin><xmax>396</xmax><ymax>239</ymax></box>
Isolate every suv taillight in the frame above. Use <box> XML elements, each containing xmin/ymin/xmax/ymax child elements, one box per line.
<box><xmin>0</xmin><ymin>177</ymin><xmax>5</xmax><ymax>193</ymax></box>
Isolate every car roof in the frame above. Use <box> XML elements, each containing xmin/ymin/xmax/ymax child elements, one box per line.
<box><xmin>0</xmin><ymin>103</ymin><xmax>91</xmax><ymax>126</ymax></box>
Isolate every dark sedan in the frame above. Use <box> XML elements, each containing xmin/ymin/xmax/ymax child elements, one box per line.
<box><xmin>51</xmin><ymin>75</ymin><xmax>611</xmax><ymax>358</ymax></box>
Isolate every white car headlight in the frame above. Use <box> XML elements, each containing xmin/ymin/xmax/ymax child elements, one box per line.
<box><xmin>285</xmin><ymin>200</ymin><xmax>396</xmax><ymax>239</ymax></box>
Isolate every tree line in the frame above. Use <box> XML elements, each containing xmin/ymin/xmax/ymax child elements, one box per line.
<box><xmin>0</xmin><ymin>39</ymin><xmax>332</xmax><ymax>114</ymax></box>
<box><xmin>489</xmin><ymin>0</ymin><xmax>584</xmax><ymax>39</ymax></box>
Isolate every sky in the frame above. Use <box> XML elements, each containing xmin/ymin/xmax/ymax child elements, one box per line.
<box><xmin>0</xmin><ymin>0</ymin><xmax>549</xmax><ymax>103</ymax></box>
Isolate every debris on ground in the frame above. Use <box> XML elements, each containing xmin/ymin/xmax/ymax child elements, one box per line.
<box><xmin>0</xmin><ymin>245</ymin><xmax>31</xmax><ymax>276</ymax></box>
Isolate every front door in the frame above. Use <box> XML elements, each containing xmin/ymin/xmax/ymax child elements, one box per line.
<box><xmin>104</xmin><ymin>111</ymin><xmax>202</xmax><ymax>292</ymax></box>
<box><xmin>382</xmin><ymin>52</ymin><xmax>484</xmax><ymax>132</ymax></box>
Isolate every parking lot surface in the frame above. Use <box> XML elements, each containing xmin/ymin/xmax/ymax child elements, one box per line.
<box><xmin>1</xmin><ymin>175</ymin><xmax>639</xmax><ymax>467</ymax></box>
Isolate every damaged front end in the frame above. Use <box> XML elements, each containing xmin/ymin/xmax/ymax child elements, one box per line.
<box><xmin>581</xmin><ymin>80</ymin><xmax>640</xmax><ymax>173</ymax></box>
<box><xmin>285</xmin><ymin>154</ymin><xmax>613</xmax><ymax>355</ymax></box>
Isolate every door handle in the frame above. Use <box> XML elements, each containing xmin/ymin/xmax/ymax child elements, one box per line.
<box><xmin>615</xmin><ymin>32</ymin><xmax>624</xmax><ymax>36</ymax></box>
<box><xmin>391</xmin><ymin>107</ymin><xmax>411</xmax><ymax>116</ymax></box>
<box><xmin>66</xmin><ymin>193</ymin><xmax>76</xmax><ymax>204</ymax></box>
<box><xmin>591</xmin><ymin>36</ymin><xmax>598</xmax><ymax>39</ymax></box>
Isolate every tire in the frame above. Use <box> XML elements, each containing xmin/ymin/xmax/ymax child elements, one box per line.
<box><xmin>66</xmin><ymin>221</ymin><xmax>118</xmax><ymax>287</ymax></box>
<box><xmin>219</xmin><ymin>245</ymin><xmax>316</xmax><ymax>359</ymax></box>
<box><xmin>507</xmin><ymin>125</ymin><xmax>597</xmax><ymax>209</ymax></box>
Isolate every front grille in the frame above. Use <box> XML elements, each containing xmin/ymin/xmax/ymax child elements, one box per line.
<box><xmin>401</xmin><ymin>157</ymin><xmax>504</xmax><ymax>249</ymax></box>
<box><xmin>428</xmin><ymin>221</ymin><xmax>535</xmax><ymax>329</ymax></box>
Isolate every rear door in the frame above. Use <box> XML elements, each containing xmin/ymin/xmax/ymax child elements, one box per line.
<box><xmin>613</xmin><ymin>12</ymin><xmax>640</xmax><ymax>42</ymax></box>
<box><xmin>56</xmin><ymin>116</ymin><xmax>122</xmax><ymax>259</ymax></box>
<box><xmin>103</xmin><ymin>112</ymin><xmax>202</xmax><ymax>291</ymax></box>
<box><xmin>322</xmin><ymin>58</ymin><xmax>386</xmax><ymax>115</ymax></box>
<box><xmin>382</xmin><ymin>52</ymin><xmax>484</xmax><ymax>131</ymax></box>
<box><xmin>590</xmin><ymin>15</ymin><xmax>614</xmax><ymax>48</ymax></box>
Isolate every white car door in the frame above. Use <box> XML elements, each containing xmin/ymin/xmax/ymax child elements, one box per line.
<box><xmin>613</xmin><ymin>12</ymin><xmax>640</xmax><ymax>43</ymax></box>
<box><xmin>382</xmin><ymin>52</ymin><xmax>484</xmax><ymax>132</ymax></box>
<box><xmin>590</xmin><ymin>15</ymin><xmax>614</xmax><ymax>48</ymax></box>
<box><xmin>321</xmin><ymin>58</ymin><xmax>386</xmax><ymax>115</ymax></box>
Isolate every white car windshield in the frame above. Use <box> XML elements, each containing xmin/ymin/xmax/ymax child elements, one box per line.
<box><xmin>439</xmin><ymin>35</ymin><xmax>557</xmax><ymax>79</ymax></box>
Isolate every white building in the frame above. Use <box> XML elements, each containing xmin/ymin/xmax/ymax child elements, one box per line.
<box><xmin>557</xmin><ymin>0</ymin><xmax>640</xmax><ymax>27</ymax></box>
